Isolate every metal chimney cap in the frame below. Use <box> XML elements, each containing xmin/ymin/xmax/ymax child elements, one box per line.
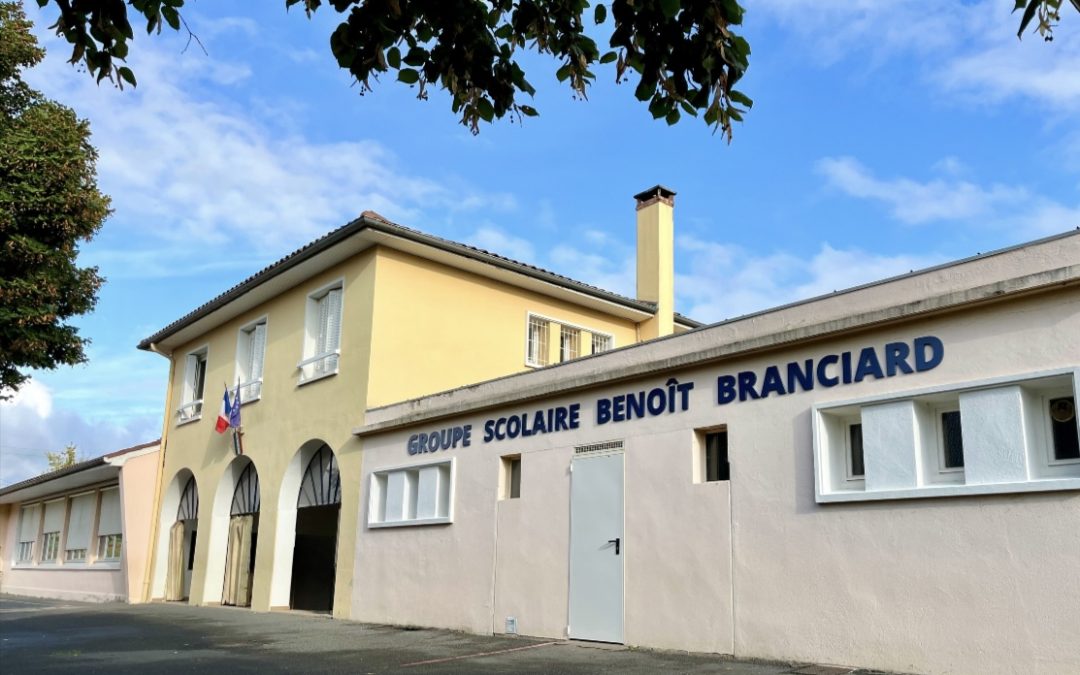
<box><xmin>633</xmin><ymin>185</ymin><xmax>676</xmax><ymax>207</ymax></box>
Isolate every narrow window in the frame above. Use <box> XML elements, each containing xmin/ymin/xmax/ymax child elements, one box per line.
<box><xmin>64</xmin><ymin>492</ymin><xmax>96</xmax><ymax>562</ymax></box>
<box><xmin>559</xmin><ymin>327</ymin><xmax>580</xmax><ymax>362</ymax></box>
<box><xmin>96</xmin><ymin>487</ymin><xmax>122</xmax><ymax>562</ymax></box>
<box><xmin>40</xmin><ymin>500</ymin><xmax>65</xmax><ymax>563</ymax></box>
<box><xmin>301</xmin><ymin>284</ymin><xmax>342</xmax><ymax>382</ymax></box>
<box><xmin>704</xmin><ymin>431</ymin><xmax>730</xmax><ymax>482</ymax></box>
<box><xmin>591</xmin><ymin>333</ymin><xmax>613</xmax><ymax>354</ymax></box>
<box><xmin>238</xmin><ymin>320</ymin><xmax>267</xmax><ymax>400</ymax></box>
<box><xmin>178</xmin><ymin>347</ymin><xmax>208</xmax><ymax>422</ymax></box>
<box><xmin>526</xmin><ymin>316</ymin><xmax>549</xmax><ymax>366</ymax></box>
<box><xmin>848</xmin><ymin>423</ymin><xmax>865</xmax><ymax>478</ymax></box>
<box><xmin>17</xmin><ymin>504</ymin><xmax>40</xmax><ymax>563</ymax></box>
<box><xmin>1049</xmin><ymin>396</ymin><xmax>1079</xmax><ymax>461</ymax></box>
<box><xmin>501</xmin><ymin>455</ymin><xmax>522</xmax><ymax>499</ymax></box>
<box><xmin>941</xmin><ymin>410</ymin><xmax>965</xmax><ymax>469</ymax></box>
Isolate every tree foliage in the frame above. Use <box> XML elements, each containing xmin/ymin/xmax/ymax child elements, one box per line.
<box><xmin>39</xmin><ymin>0</ymin><xmax>753</xmax><ymax>140</ymax></box>
<box><xmin>1015</xmin><ymin>0</ymin><xmax>1080</xmax><ymax>40</ymax></box>
<box><xmin>0</xmin><ymin>2</ymin><xmax>109</xmax><ymax>398</ymax></box>
<box><xmin>46</xmin><ymin>443</ymin><xmax>79</xmax><ymax>471</ymax></box>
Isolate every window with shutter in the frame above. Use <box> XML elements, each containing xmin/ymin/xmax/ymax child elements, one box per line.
<box><xmin>300</xmin><ymin>281</ymin><xmax>343</xmax><ymax>383</ymax></box>
<box><xmin>40</xmin><ymin>500</ymin><xmax>65</xmax><ymax>563</ymax></box>
<box><xmin>96</xmin><ymin>488</ymin><xmax>123</xmax><ymax>562</ymax></box>
<box><xmin>65</xmin><ymin>492</ymin><xmax>96</xmax><ymax>561</ymax></box>
<box><xmin>237</xmin><ymin>320</ymin><xmax>267</xmax><ymax>400</ymax></box>
<box><xmin>178</xmin><ymin>347</ymin><xmax>209</xmax><ymax>423</ymax></box>
<box><xmin>17</xmin><ymin>504</ymin><xmax>40</xmax><ymax>563</ymax></box>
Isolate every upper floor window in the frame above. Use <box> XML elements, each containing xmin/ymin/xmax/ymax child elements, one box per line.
<box><xmin>300</xmin><ymin>282</ymin><xmax>342</xmax><ymax>383</ymax></box>
<box><xmin>236</xmin><ymin>319</ymin><xmax>267</xmax><ymax>401</ymax></box>
<box><xmin>178</xmin><ymin>347</ymin><xmax>208</xmax><ymax>423</ymax></box>
<box><xmin>525</xmin><ymin>313</ymin><xmax>614</xmax><ymax>367</ymax></box>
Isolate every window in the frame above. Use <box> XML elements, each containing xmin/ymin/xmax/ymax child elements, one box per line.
<box><xmin>96</xmin><ymin>488</ymin><xmax>122</xmax><ymax>562</ymax></box>
<box><xmin>560</xmin><ymin>327</ymin><xmax>580</xmax><ymax>362</ymax></box>
<box><xmin>814</xmin><ymin>370</ymin><xmax>1080</xmax><ymax>502</ymax></box>
<box><xmin>40</xmin><ymin>499</ymin><xmax>65</xmax><ymax>563</ymax></box>
<box><xmin>939</xmin><ymin>409</ymin><xmax>965</xmax><ymax>470</ymax></box>
<box><xmin>526</xmin><ymin>315</ymin><xmax>549</xmax><ymax>367</ymax></box>
<box><xmin>178</xmin><ymin>347</ymin><xmax>208</xmax><ymax>422</ymax></box>
<box><xmin>97</xmin><ymin>534</ymin><xmax>122</xmax><ymax>561</ymax></box>
<box><xmin>64</xmin><ymin>492</ymin><xmax>96</xmax><ymax>563</ymax></box>
<box><xmin>1049</xmin><ymin>396</ymin><xmax>1079</xmax><ymax>462</ymax></box>
<box><xmin>300</xmin><ymin>283</ymin><xmax>342</xmax><ymax>382</ymax></box>
<box><xmin>236</xmin><ymin>319</ymin><xmax>267</xmax><ymax>400</ymax></box>
<box><xmin>526</xmin><ymin>313</ymin><xmax>614</xmax><ymax>366</ymax></box>
<box><xmin>16</xmin><ymin>504</ymin><xmax>39</xmax><ymax>563</ymax></box>
<box><xmin>369</xmin><ymin>460</ymin><xmax>454</xmax><ymax>527</ymax></box>
<box><xmin>704</xmin><ymin>430</ymin><xmax>730</xmax><ymax>482</ymax></box>
<box><xmin>847</xmin><ymin>423</ymin><xmax>865</xmax><ymax>479</ymax></box>
<box><xmin>501</xmin><ymin>455</ymin><xmax>522</xmax><ymax>499</ymax></box>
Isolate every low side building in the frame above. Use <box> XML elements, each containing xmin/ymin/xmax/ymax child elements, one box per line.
<box><xmin>0</xmin><ymin>441</ymin><xmax>160</xmax><ymax>603</ymax></box>
<box><xmin>351</xmin><ymin>232</ymin><xmax>1080</xmax><ymax>675</ymax></box>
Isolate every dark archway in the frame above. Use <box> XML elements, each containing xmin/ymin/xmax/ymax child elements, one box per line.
<box><xmin>290</xmin><ymin>444</ymin><xmax>340</xmax><ymax>612</ymax></box>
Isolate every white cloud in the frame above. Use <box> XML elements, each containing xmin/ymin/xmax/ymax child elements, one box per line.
<box><xmin>816</xmin><ymin>156</ymin><xmax>1028</xmax><ymax>224</ymax></box>
<box><xmin>816</xmin><ymin>156</ymin><xmax>1080</xmax><ymax>234</ymax></box>
<box><xmin>465</xmin><ymin>227</ymin><xmax>537</xmax><ymax>262</ymax></box>
<box><xmin>675</xmin><ymin>237</ymin><xmax>947</xmax><ymax>323</ymax></box>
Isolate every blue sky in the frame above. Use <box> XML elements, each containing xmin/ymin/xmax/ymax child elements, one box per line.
<box><xmin>1</xmin><ymin>0</ymin><xmax>1077</xmax><ymax>484</ymax></box>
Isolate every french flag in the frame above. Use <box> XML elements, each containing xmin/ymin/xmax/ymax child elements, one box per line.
<box><xmin>215</xmin><ymin>385</ymin><xmax>232</xmax><ymax>434</ymax></box>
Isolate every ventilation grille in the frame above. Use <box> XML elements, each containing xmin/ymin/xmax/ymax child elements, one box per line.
<box><xmin>574</xmin><ymin>440</ymin><xmax>624</xmax><ymax>455</ymax></box>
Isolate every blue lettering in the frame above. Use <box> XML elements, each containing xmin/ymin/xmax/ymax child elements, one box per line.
<box><xmin>646</xmin><ymin>388</ymin><xmax>666</xmax><ymax>415</ymax></box>
<box><xmin>676</xmin><ymin>381</ymin><xmax>694</xmax><ymax>410</ymax></box>
<box><xmin>506</xmin><ymin>415</ymin><xmax>521</xmax><ymax>438</ymax></box>
<box><xmin>738</xmin><ymin>371</ymin><xmax>760</xmax><ymax>401</ymax></box>
<box><xmin>817</xmin><ymin>355</ymin><xmax>840</xmax><ymax>388</ymax></box>
<box><xmin>568</xmin><ymin>404</ymin><xmax>581</xmax><ymax>429</ymax></box>
<box><xmin>495</xmin><ymin>418</ymin><xmax>507</xmax><ymax>441</ymax></box>
<box><xmin>914</xmin><ymin>335</ymin><xmax>944</xmax><ymax>372</ymax></box>
<box><xmin>532</xmin><ymin>410</ymin><xmax>547</xmax><ymax>434</ymax></box>
<box><xmin>884</xmin><ymin>342</ymin><xmax>913</xmax><ymax>376</ymax></box>
<box><xmin>483</xmin><ymin>420</ymin><xmax>496</xmax><ymax>443</ymax></box>
<box><xmin>596</xmin><ymin>398</ymin><xmax>611</xmax><ymax>425</ymax></box>
<box><xmin>612</xmin><ymin>395</ymin><xmax>626</xmax><ymax>422</ymax></box>
<box><xmin>841</xmin><ymin>351</ymin><xmax>852</xmax><ymax>384</ymax></box>
<box><xmin>717</xmin><ymin>375</ymin><xmax>737</xmax><ymax>405</ymax></box>
<box><xmin>787</xmin><ymin>360</ymin><xmax>814</xmax><ymax>393</ymax></box>
<box><xmin>760</xmin><ymin>366</ymin><xmax>786</xmax><ymax>398</ymax></box>
<box><xmin>407</xmin><ymin>434</ymin><xmax>419</xmax><ymax>455</ymax></box>
<box><xmin>854</xmin><ymin>347</ymin><xmax>884</xmax><ymax>382</ymax></box>
<box><xmin>625</xmin><ymin>392</ymin><xmax>645</xmax><ymax>420</ymax></box>
<box><xmin>462</xmin><ymin>425</ymin><xmax>472</xmax><ymax>447</ymax></box>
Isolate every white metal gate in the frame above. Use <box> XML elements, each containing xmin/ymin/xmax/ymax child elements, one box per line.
<box><xmin>568</xmin><ymin>451</ymin><xmax>624</xmax><ymax>643</ymax></box>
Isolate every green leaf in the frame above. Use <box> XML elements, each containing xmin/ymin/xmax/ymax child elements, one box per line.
<box><xmin>729</xmin><ymin>89</ymin><xmax>753</xmax><ymax>108</ymax></box>
<box><xmin>162</xmin><ymin>6</ymin><xmax>181</xmax><ymax>31</ymax></box>
<box><xmin>599</xmin><ymin>51</ymin><xmax>617</xmax><ymax>64</ymax></box>
<box><xmin>117</xmin><ymin>66</ymin><xmax>137</xmax><ymax>87</ymax></box>
<box><xmin>594</xmin><ymin>4</ymin><xmax>607</xmax><ymax>24</ymax></box>
<box><xmin>476</xmin><ymin>98</ymin><xmax>495</xmax><ymax>122</ymax></box>
<box><xmin>665</xmin><ymin>109</ymin><xmax>680</xmax><ymax>125</ymax></box>
<box><xmin>555</xmin><ymin>64</ymin><xmax>572</xmax><ymax>82</ymax></box>
<box><xmin>660</xmin><ymin>0</ymin><xmax>680</xmax><ymax>19</ymax></box>
<box><xmin>397</xmin><ymin>68</ymin><xmax>420</xmax><ymax>84</ymax></box>
<box><xmin>387</xmin><ymin>46</ymin><xmax>400</xmax><ymax>69</ymax></box>
<box><xmin>519</xmin><ymin>105</ymin><xmax>539</xmax><ymax>117</ymax></box>
<box><xmin>1017</xmin><ymin>0</ymin><xmax>1041</xmax><ymax>36</ymax></box>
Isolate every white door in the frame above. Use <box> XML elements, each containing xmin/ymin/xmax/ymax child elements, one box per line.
<box><xmin>568</xmin><ymin>452</ymin><xmax>624</xmax><ymax>643</ymax></box>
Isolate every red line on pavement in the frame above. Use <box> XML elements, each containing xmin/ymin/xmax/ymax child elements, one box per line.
<box><xmin>399</xmin><ymin>640</ymin><xmax>559</xmax><ymax>668</ymax></box>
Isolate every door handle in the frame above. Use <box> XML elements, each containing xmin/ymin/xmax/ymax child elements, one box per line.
<box><xmin>607</xmin><ymin>537</ymin><xmax>620</xmax><ymax>555</ymax></box>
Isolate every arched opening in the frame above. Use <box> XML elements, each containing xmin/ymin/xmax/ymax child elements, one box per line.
<box><xmin>222</xmin><ymin>462</ymin><xmax>260</xmax><ymax>607</ymax></box>
<box><xmin>165</xmin><ymin>475</ymin><xmax>199</xmax><ymax>601</ymax></box>
<box><xmin>289</xmin><ymin>444</ymin><xmax>340</xmax><ymax>612</ymax></box>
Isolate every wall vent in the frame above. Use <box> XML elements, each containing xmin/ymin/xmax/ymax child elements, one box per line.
<box><xmin>574</xmin><ymin>440</ymin><xmax>624</xmax><ymax>455</ymax></box>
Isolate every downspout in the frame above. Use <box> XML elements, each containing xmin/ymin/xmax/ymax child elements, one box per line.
<box><xmin>141</xmin><ymin>342</ymin><xmax>174</xmax><ymax>603</ymax></box>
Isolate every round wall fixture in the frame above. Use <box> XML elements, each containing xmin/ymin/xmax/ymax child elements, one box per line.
<box><xmin>1050</xmin><ymin>397</ymin><xmax>1075</xmax><ymax>423</ymax></box>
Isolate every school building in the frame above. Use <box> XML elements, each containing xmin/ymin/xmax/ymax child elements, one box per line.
<box><xmin>138</xmin><ymin>188</ymin><xmax>696</xmax><ymax>615</ymax></box>
<box><xmin>350</xmin><ymin>229</ymin><xmax>1080</xmax><ymax>675</ymax></box>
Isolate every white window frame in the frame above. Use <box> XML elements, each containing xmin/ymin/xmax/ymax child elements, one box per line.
<box><xmin>299</xmin><ymin>279</ymin><xmax>343</xmax><ymax>385</ymax></box>
<box><xmin>844</xmin><ymin>418</ymin><xmax>865</xmax><ymax>482</ymax></box>
<box><xmin>235</xmin><ymin>316</ymin><xmax>268</xmax><ymax>402</ymax></box>
<box><xmin>524</xmin><ymin>312</ymin><xmax>614</xmax><ymax>368</ymax></box>
<box><xmin>591</xmin><ymin>332</ymin><xmax>614</xmax><ymax>355</ymax></box>
<box><xmin>934</xmin><ymin>404</ymin><xmax>965</xmax><ymax>474</ymax></box>
<box><xmin>63</xmin><ymin>490</ymin><xmax>96</xmax><ymax>565</ymax></box>
<box><xmin>40</xmin><ymin>531</ymin><xmax>61</xmax><ymax>564</ymax></box>
<box><xmin>813</xmin><ymin>368</ymin><xmax>1080</xmax><ymax>503</ymax></box>
<box><xmin>15</xmin><ymin>503</ymin><xmax>39</xmax><ymax>566</ymax></box>
<box><xmin>1042</xmin><ymin>390</ymin><xmax>1080</xmax><ymax>467</ymax></box>
<box><xmin>97</xmin><ymin>533</ymin><xmax>123</xmax><ymax>561</ymax></box>
<box><xmin>177</xmin><ymin>345</ymin><xmax>209</xmax><ymax>424</ymax></box>
<box><xmin>525</xmin><ymin>314</ymin><xmax>549</xmax><ymax>367</ymax></box>
<box><xmin>367</xmin><ymin>458</ymin><xmax>455</xmax><ymax>528</ymax></box>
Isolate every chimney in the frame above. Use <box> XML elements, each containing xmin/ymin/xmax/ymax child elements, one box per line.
<box><xmin>634</xmin><ymin>185</ymin><xmax>676</xmax><ymax>340</ymax></box>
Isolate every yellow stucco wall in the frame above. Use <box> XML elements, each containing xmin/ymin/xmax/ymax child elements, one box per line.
<box><xmin>149</xmin><ymin>243</ymin><xmax>658</xmax><ymax>618</ymax></box>
<box><xmin>366</xmin><ymin>246</ymin><xmax>640</xmax><ymax>408</ymax></box>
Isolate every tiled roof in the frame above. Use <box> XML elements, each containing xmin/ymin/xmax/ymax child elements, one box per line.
<box><xmin>137</xmin><ymin>213</ymin><xmax>701</xmax><ymax>350</ymax></box>
<box><xmin>0</xmin><ymin>440</ymin><xmax>160</xmax><ymax>496</ymax></box>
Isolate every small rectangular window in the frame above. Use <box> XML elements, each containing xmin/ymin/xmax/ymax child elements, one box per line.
<box><xmin>559</xmin><ymin>327</ymin><xmax>580</xmax><ymax>362</ymax></box>
<box><xmin>16</xmin><ymin>541</ymin><xmax>33</xmax><ymax>563</ymax></box>
<box><xmin>97</xmin><ymin>534</ymin><xmax>122</xmax><ymax>561</ymax></box>
<box><xmin>1049</xmin><ymin>396</ymin><xmax>1079</xmax><ymax>461</ymax></box>
<box><xmin>369</xmin><ymin>460</ymin><xmax>453</xmax><ymax>527</ymax></box>
<box><xmin>848</xmin><ymin>423</ymin><xmax>865</xmax><ymax>478</ymax></box>
<box><xmin>501</xmin><ymin>455</ymin><xmax>522</xmax><ymax>499</ymax></box>
<box><xmin>591</xmin><ymin>333</ymin><xmax>613</xmax><ymax>354</ymax></box>
<box><xmin>526</xmin><ymin>316</ymin><xmax>549</xmax><ymax>366</ymax></box>
<box><xmin>704</xmin><ymin>431</ymin><xmax>729</xmax><ymax>482</ymax></box>
<box><xmin>301</xmin><ymin>284</ymin><xmax>342</xmax><ymax>382</ymax></box>
<box><xmin>178</xmin><ymin>347</ymin><xmax>208</xmax><ymax>422</ymax></box>
<box><xmin>41</xmin><ymin>531</ymin><xmax>61</xmax><ymax>562</ymax></box>
<box><xmin>941</xmin><ymin>410</ymin><xmax>965</xmax><ymax>469</ymax></box>
<box><xmin>17</xmin><ymin>503</ymin><xmax>40</xmax><ymax>563</ymax></box>
<box><xmin>237</xmin><ymin>320</ymin><xmax>267</xmax><ymax>400</ymax></box>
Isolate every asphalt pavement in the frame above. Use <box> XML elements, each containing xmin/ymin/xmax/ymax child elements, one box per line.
<box><xmin>0</xmin><ymin>595</ymin><xmax>895</xmax><ymax>674</ymax></box>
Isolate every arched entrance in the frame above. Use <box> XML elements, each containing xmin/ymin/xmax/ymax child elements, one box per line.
<box><xmin>290</xmin><ymin>444</ymin><xmax>340</xmax><ymax>612</ymax></box>
<box><xmin>222</xmin><ymin>462</ymin><xmax>260</xmax><ymax>607</ymax></box>
<box><xmin>165</xmin><ymin>476</ymin><xmax>199</xmax><ymax>601</ymax></box>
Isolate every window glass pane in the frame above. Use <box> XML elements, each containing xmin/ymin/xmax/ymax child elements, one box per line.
<box><xmin>705</xmin><ymin>431</ymin><xmax>729</xmax><ymax>482</ymax></box>
<box><xmin>1049</xmin><ymin>397</ymin><xmax>1079</xmax><ymax>461</ymax></box>
<box><xmin>592</xmin><ymin>334</ymin><xmax>612</xmax><ymax>354</ymax></box>
<box><xmin>941</xmin><ymin>410</ymin><xmax>964</xmax><ymax>468</ymax></box>
<box><xmin>849</xmin><ymin>424</ymin><xmax>865</xmax><ymax>477</ymax></box>
<box><xmin>509</xmin><ymin>458</ymin><xmax>521</xmax><ymax>498</ymax></box>
<box><xmin>559</xmin><ymin>327</ymin><xmax>580</xmax><ymax>362</ymax></box>
<box><xmin>527</xmin><ymin>317</ymin><xmax>548</xmax><ymax>366</ymax></box>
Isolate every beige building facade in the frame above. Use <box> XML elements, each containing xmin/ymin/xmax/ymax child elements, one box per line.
<box><xmin>139</xmin><ymin>189</ymin><xmax>696</xmax><ymax>617</ymax></box>
<box><xmin>0</xmin><ymin>441</ymin><xmax>160</xmax><ymax>603</ymax></box>
<box><xmin>351</xmin><ymin>232</ymin><xmax>1080</xmax><ymax>675</ymax></box>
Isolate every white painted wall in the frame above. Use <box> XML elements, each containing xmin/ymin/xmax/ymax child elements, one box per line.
<box><xmin>352</xmin><ymin>287</ymin><xmax>1080</xmax><ymax>675</ymax></box>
